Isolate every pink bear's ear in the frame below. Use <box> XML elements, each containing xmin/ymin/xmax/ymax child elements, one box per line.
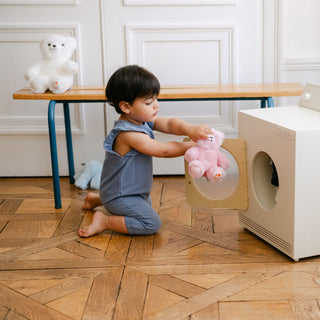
<box><xmin>218</xmin><ymin>130</ymin><xmax>225</xmax><ymax>141</ymax></box>
<box><xmin>212</xmin><ymin>129</ymin><xmax>225</xmax><ymax>146</ymax></box>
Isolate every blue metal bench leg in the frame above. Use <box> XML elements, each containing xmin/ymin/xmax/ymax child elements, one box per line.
<box><xmin>48</xmin><ymin>100</ymin><xmax>62</xmax><ymax>209</ymax></box>
<box><xmin>267</xmin><ymin>97</ymin><xmax>274</xmax><ymax>108</ymax></box>
<box><xmin>63</xmin><ymin>102</ymin><xmax>75</xmax><ymax>184</ymax></box>
<box><xmin>260</xmin><ymin>98</ymin><xmax>267</xmax><ymax>108</ymax></box>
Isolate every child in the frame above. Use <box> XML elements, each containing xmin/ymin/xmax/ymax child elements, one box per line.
<box><xmin>78</xmin><ymin>65</ymin><xmax>212</xmax><ymax>237</ymax></box>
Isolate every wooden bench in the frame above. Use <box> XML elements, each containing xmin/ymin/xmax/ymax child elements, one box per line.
<box><xmin>13</xmin><ymin>83</ymin><xmax>304</xmax><ymax>208</ymax></box>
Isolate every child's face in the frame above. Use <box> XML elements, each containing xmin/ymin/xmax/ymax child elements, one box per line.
<box><xmin>127</xmin><ymin>95</ymin><xmax>159</xmax><ymax>124</ymax></box>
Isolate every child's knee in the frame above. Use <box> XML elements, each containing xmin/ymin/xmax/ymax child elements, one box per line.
<box><xmin>125</xmin><ymin>214</ymin><xmax>161</xmax><ymax>235</ymax></box>
<box><xmin>144</xmin><ymin>215</ymin><xmax>161</xmax><ymax>234</ymax></box>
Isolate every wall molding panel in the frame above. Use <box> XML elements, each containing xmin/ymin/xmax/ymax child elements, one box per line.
<box><xmin>281</xmin><ymin>58</ymin><xmax>320</xmax><ymax>89</ymax></box>
<box><xmin>282</xmin><ymin>58</ymin><xmax>320</xmax><ymax>72</ymax></box>
<box><xmin>0</xmin><ymin>115</ymin><xmax>83</xmax><ymax>135</ymax></box>
<box><xmin>0</xmin><ymin>0</ymin><xmax>78</xmax><ymax>5</ymax></box>
<box><xmin>0</xmin><ymin>24</ymin><xmax>84</xmax><ymax>135</ymax></box>
<box><xmin>126</xmin><ymin>24</ymin><xmax>235</xmax><ymax>83</ymax></box>
<box><xmin>124</xmin><ymin>0</ymin><xmax>237</xmax><ymax>6</ymax></box>
<box><xmin>276</xmin><ymin>0</ymin><xmax>320</xmax><ymax>84</ymax></box>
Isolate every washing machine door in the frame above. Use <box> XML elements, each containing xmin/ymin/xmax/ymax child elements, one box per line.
<box><xmin>185</xmin><ymin>138</ymin><xmax>248</xmax><ymax>209</ymax></box>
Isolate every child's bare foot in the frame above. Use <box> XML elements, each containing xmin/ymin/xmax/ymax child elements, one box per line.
<box><xmin>82</xmin><ymin>192</ymin><xmax>102</xmax><ymax>210</ymax></box>
<box><xmin>78</xmin><ymin>211</ymin><xmax>110</xmax><ymax>237</ymax></box>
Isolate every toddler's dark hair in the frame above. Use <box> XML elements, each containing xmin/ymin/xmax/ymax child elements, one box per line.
<box><xmin>105</xmin><ymin>65</ymin><xmax>160</xmax><ymax>114</ymax></box>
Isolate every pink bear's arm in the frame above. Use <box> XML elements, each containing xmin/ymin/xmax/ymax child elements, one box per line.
<box><xmin>217</xmin><ymin>151</ymin><xmax>231</xmax><ymax>169</ymax></box>
<box><xmin>184</xmin><ymin>146</ymin><xmax>201</xmax><ymax>162</ymax></box>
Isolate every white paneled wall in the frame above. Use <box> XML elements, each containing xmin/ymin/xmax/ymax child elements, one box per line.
<box><xmin>0</xmin><ymin>0</ymin><xmax>319</xmax><ymax>176</ymax></box>
<box><xmin>0</xmin><ymin>1</ymin><xmax>105</xmax><ymax>176</ymax></box>
<box><xmin>125</xmin><ymin>24</ymin><xmax>234</xmax><ymax>85</ymax></box>
<box><xmin>278</xmin><ymin>0</ymin><xmax>320</xmax><ymax>105</ymax></box>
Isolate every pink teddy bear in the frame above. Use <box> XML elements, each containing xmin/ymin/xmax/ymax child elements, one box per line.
<box><xmin>185</xmin><ymin>129</ymin><xmax>230</xmax><ymax>183</ymax></box>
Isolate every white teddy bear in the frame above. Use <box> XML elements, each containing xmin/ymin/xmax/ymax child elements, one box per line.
<box><xmin>24</xmin><ymin>34</ymin><xmax>78</xmax><ymax>94</ymax></box>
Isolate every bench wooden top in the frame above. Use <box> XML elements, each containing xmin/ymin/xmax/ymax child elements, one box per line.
<box><xmin>13</xmin><ymin>83</ymin><xmax>303</xmax><ymax>101</ymax></box>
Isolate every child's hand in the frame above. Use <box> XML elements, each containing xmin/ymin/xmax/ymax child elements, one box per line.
<box><xmin>188</xmin><ymin>124</ymin><xmax>212</xmax><ymax>142</ymax></box>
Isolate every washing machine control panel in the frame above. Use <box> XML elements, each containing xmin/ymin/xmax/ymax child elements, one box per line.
<box><xmin>298</xmin><ymin>82</ymin><xmax>320</xmax><ymax>112</ymax></box>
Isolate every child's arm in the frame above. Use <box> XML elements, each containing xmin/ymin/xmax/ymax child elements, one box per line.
<box><xmin>153</xmin><ymin>117</ymin><xmax>212</xmax><ymax>142</ymax></box>
<box><xmin>116</xmin><ymin>130</ymin><xmax>196</xmax><ymax>158</ymax></box>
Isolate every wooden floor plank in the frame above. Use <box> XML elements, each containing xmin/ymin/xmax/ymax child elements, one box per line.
<box><xmin>113</xmin><ymin>267</ymin><xmax>148</xmax><ymax>320</ymax></box>
<box><xmin>0</xmin><ymin>268</ymin><xmax>110</xmax><ymax>284</ymax></box>
<box><xmin>190</xmin><ymin>303</ymin><xmax>219</xmax><ymax>320</ymax></box>
<box><xmin>0</xmin><ymin>184</ymin><xmax>51</xmax><ymax>195</ymax></box>
<box><xmin>1</xmin><ymin>177</ymin><xmax>320</xmax><ymax>320</ymax></box>
<box><xmin>0</xmin><ymin>231</ymin><xmax>79</xmax><ymax>261</ymax></box>
<box><xmin>5</xmin><ymin>310</ymin><xmax>29</xmax><ymax>320</ymax></box>
<box><xmin>0</xmin><ymin>220</ymin><xmax>60</xmax><ymax>240</ymax></box>
<box><xmin>149</xmin><ymin>274</ymin><xmax>205</xmax><ymax>298</ymax></box>
<box><xmin>219</xmin><ymin>301</ymin><xmax>294</xmax><ymax>320</ymax></box>
<box><xmin>159</xmin><ymin>203</ymin><xmax>192</xmax><ymax>226</ymax></box>
<box><xmin>104</xmin><ymin>233</ymin><xmax>131</xmax><ymax>264</ymax></box>
<box><xmin>225</xmin><ymin>287</ymin><xmax>320</xmax><ymax>301</ymax></box>
<box><xmin>152</xmin><ymin>236</ymin><xmax>203</xmax><ymax>257</ymax></box>
<box><xmin>143</xmin><ymin>284</ymin><xmax>185</xmax><ymax>319</ymax></box>
<box><xmin>21</xmin><ymin>247</ymin><xmax>78</xmax><ymax>261</ymax></box>
<box><xmin>0</xmin><ymin>305</ymin><xmax>9</xmax><ymax>319</ymax></box>
<box><xmin>53</xmin><ymin>199</ymin><xmax>83</xmax><ymax>236</ymax></box>
<box><xmin>58</xmin><ymin>240</ymin><xmax>105</xmax><ymax>259</ymax></box>
<box><xmin>161</xmin><ymin>218</ymin><xmax>240</xmax><ymax>252</ymax></box>
<box><xmin>126</xmin><ymin>235</ymin><xmax>155</xmax><ymax>262</ymax></box>
<box><xmin>46</xmin><ymin>286</ymin><xmax>91</xmax><ymax>320</ymax></box>
<box><xmin>15</xmin><ymin>198</ymin><xmax>71</xmax><ymax>214</ymax></box>
<box><xmin>153</xmin><ymin>229</ymin><xmax>185</xmax><ymax>250</ymax></box>
<box><xmin>0</xmin><ymin>284</ymin><xmax>73</xmax><ymax>320</ymax></box>
<box><xmin>191</xmin><ymin>207</ymin><xmax>214</xmax><ymax>233</ymax></box>
<box><xmin>143</xmin><ymin>272</ymin><xmax>279</xmax><ymax>320</ymax></box>
<box><xmin>173</xmin><ymin>273</ymin><xmax>240</xmax><ymax>290</ymax></box>
<box><xmin>0</xmin><ymin>199</ymin><xmax>23</xmax><ymax>215</ymax></box>
<box><xmin>290</xmin><ymin>300</ymin><xmax>320</xmax><ymax>320</ymax></box>
<box><xmin>82</xmin><ymin>267</ymin><xmax>124</xmax><ymax>320</ymax></box>
<box><xmin>0</xmin><ymin>258</ymin><xmax>116</xmax><ymax>271</ymax></box>
<box><xmin>0</xmin><ymin>213</ymin><xmax>62</xmax><ymax>222</ymax></box>
<box><xmin>0</xmin><ymin>278</ymin><xmax>65</xmax><ymax>296</ymax></box>
<box><xmin>29</xmin><ymin>277</ymin><xmax>93</xmax><ymax>304</ymax></box>
<box><xmin>150</xmin><ymin>177</ymin><xmax>163</xmax><ymax>214</ymax></box>
<box><xmin>212</xmin><ymin>209</ymin><xmax>240</xmax><ymax>234</ymax></box>
<box><xmin>0</xmin><ymin>221</ymin><xmax>8</xmax><ymax>235</ymax></box>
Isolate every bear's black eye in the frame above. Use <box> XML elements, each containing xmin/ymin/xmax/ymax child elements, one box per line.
<box><xmin>48</xmin><ymin>43</ymin><xmax>51</xmax><ymax>47</ymax></box>
<box><xmin>61</xmin><ymin>43</ymin><xmax>65</xmax><ymax>47</ymax></box>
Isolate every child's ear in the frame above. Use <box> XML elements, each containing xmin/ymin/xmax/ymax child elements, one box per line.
<box><xmin>119</xmin><ymin>101</ymin><xmax>130</xmax><ymax>114</ymax></box>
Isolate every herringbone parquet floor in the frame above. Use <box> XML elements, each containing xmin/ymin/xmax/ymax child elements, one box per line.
<box><xmin>1</xmin><ymin>176</ymin><xmax>320</xmax><ymax>320</ymax></box>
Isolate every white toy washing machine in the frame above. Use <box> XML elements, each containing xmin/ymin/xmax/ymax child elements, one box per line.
<box><xmin>185</xmin><ymin>82</ymin><xmax>320</xmax><ymax>261</ymax></box>
<box><xmin>238</xmin><ymin>82</ymin><xmax>320</xmax><ymax>261</ymax></box>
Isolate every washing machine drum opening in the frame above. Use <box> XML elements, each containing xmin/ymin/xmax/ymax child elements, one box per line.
<box><xmin>252</xmin><ymin>151</ymin><xmax>279</xmax><ymax>211</ymax></box>
<box><xmin>192</xmin><ymin>148</ymin><xmax>240</xmax><ymax>200</ymax></box>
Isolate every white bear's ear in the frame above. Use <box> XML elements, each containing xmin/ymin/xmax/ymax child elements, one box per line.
<box><xmin>67</xmin><ymin>36</ymin><xmax>77</xmax><ymax>50</ymax></box>
<box><xmin>39</xmin><ymin>38</ymin><xmax>47</xmax><ymax>50</ymax></box>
